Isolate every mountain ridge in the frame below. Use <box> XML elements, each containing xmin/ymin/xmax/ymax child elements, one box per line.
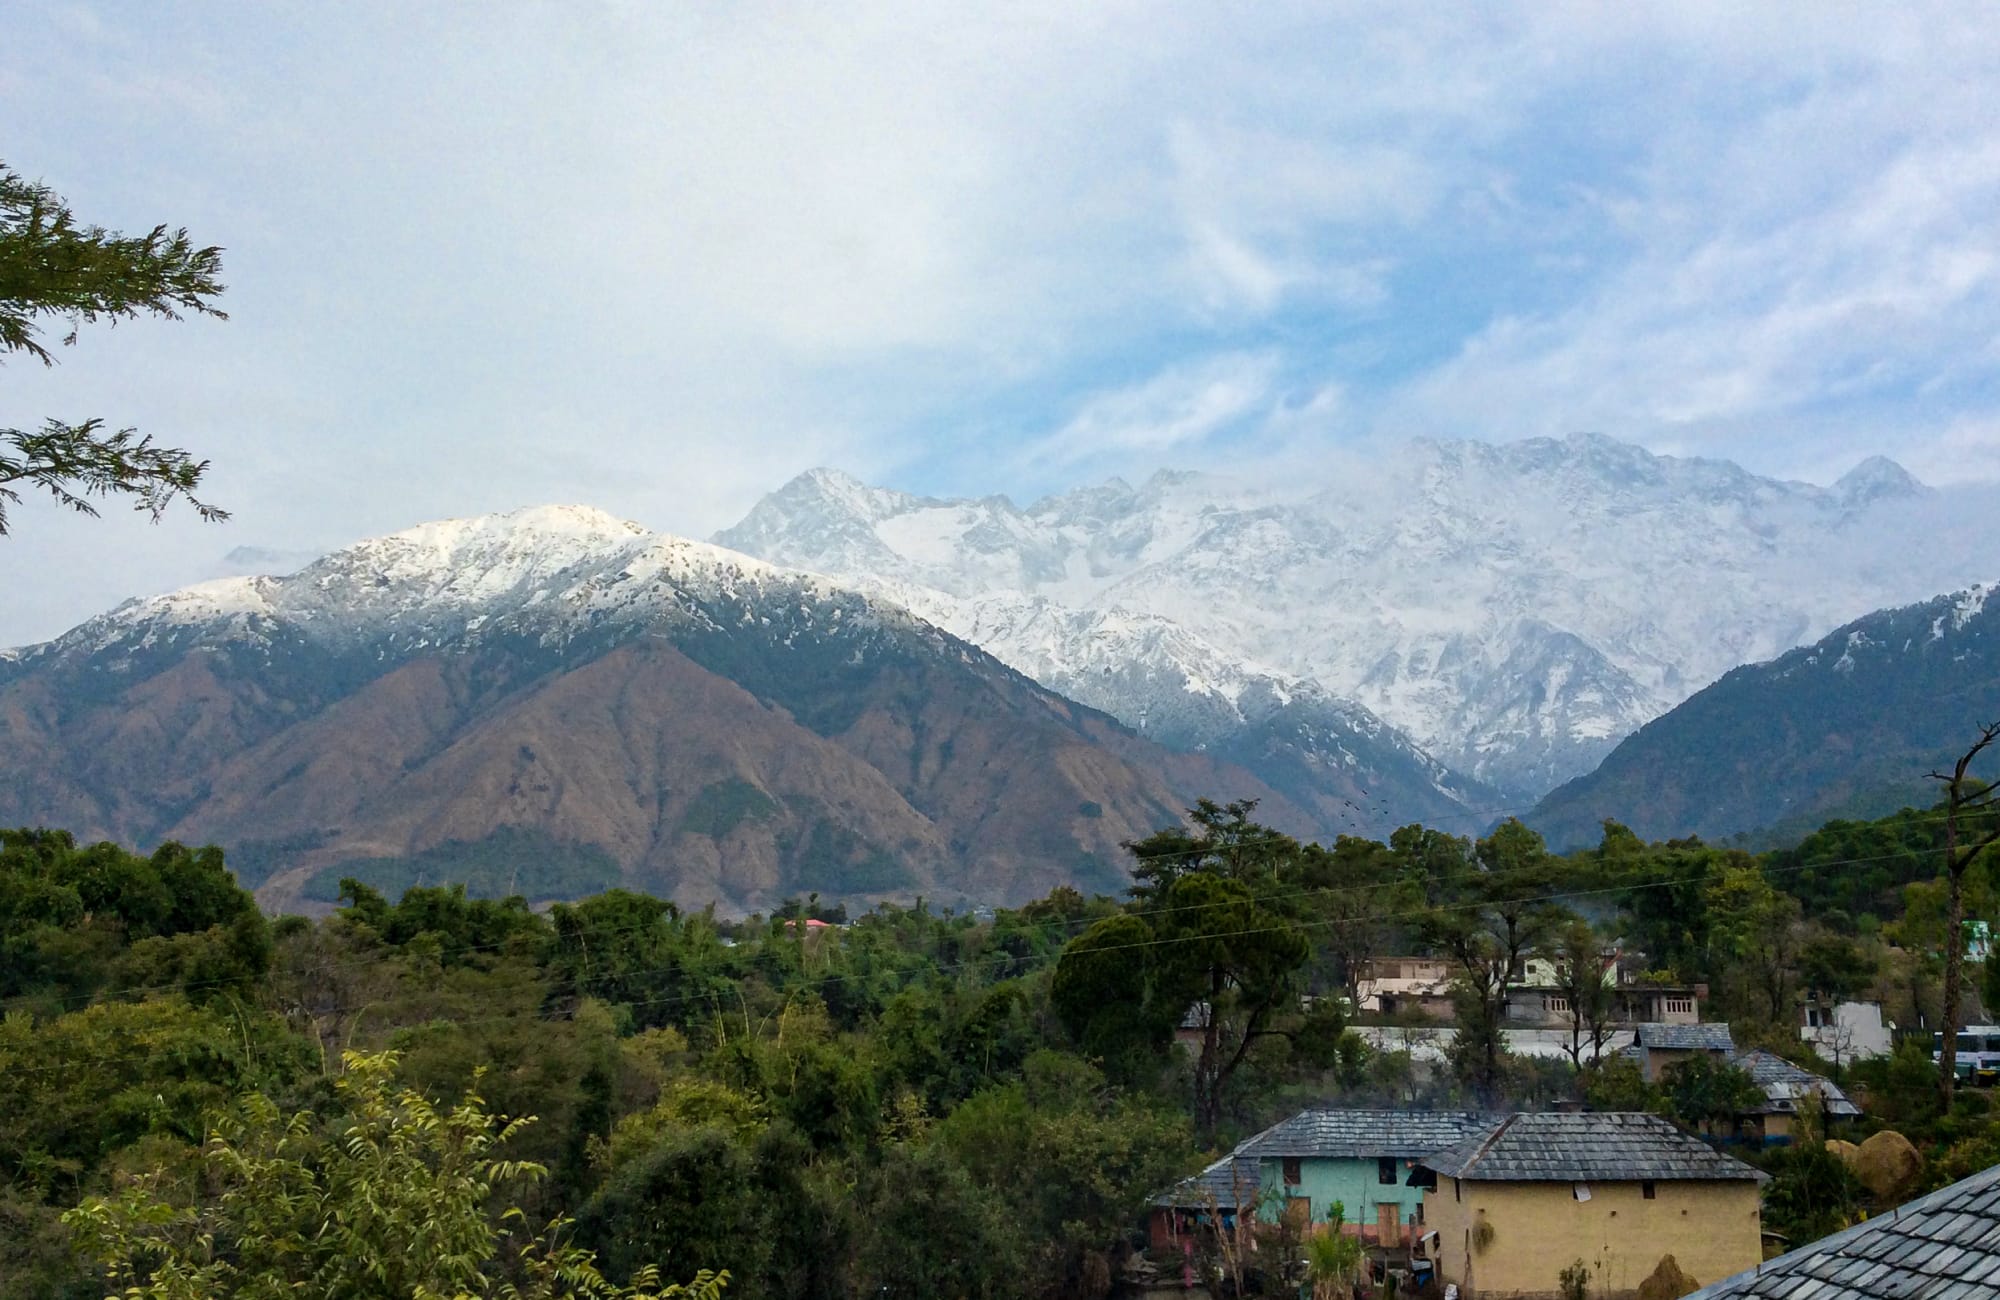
<box><xmin>717</xmin><ymin>434</ymin><xmax>1990</xmax><ymax>799</ymax></box>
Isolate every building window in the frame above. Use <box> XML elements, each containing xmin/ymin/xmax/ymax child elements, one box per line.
<box><xmin>1546</xmin><ymin>994</ymin><xmax>1570</xmax><ymax>1014</ymax></box>
<box><xmin>1662</xmin><ymin>997</ymin><xmax>1694</xmax><ymax>1016</ymax></box>
<box><xmin>1283</xmin><ymin>1157</ymin><xmax>1302</xmax><ymax>1186</ymax></box>
<box><xmin>1379</xmin><ymin>1158</ymin><xmax>1398</xmax><ymax>1185</ymax></box>
<box><xmin>1642</xmin><ymin>1181</ymin><xmax>1656</xmax><ymax>1200</ymax></box>
<box><xmin>1453</xmin><ymin>1177</ymin><xmax>1461</xmax><ymax>1203</ymax></box>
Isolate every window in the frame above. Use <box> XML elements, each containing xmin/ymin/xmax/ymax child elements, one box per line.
<box><xmin>1642</xmin><ymin>1181</ymin><xmax>1656</xmax><ymax>1200</ymax></box>
<box><xmin>1379</xmin><ymin>1157</ymin><xmax>1398</xmax><ymax>1185</ymax></box>
<box><xmin>1283</xmin><ymin>1157</ymin><xmax>1302</xmax><ymax>1186</ymax></box>
<box><xmin>1407</xmin><ymin>1165</ymin><xmax>1437</xmax><ymax>1190</ymax></box>
<box><xmin>1545</xmin><ymin>994</ymin><xmax>1570</xmax><ymax>1014</ymax></box>
<box><xmin>1454</xmin><ymin>1177</ymin><xmax>1461</xmax><ymax>1203</ymax></box>
<box><xmin>1662</xmin><ymin>997</ymin><xmax>1694</xmax><ymax>1016</ymax></box>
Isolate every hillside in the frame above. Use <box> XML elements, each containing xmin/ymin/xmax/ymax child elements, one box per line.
<box><xmin>1525</xmin><ymin>581</ymin><xmax>2000</xmax><ymax>847</ymax></box>
<box><xmin>0</xmin><ymin>506</ymin><xmax>1355</xmax><ymax>913</ymax></box>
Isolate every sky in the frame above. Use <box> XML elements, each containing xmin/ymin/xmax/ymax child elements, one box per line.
<box><xmin>4</xmin><ymin>4</ymin><xmax>2000</xmax><ymax>644</ymax></box>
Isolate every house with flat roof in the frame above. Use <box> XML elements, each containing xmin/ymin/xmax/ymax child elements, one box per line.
<box><xmin>1420</xmin><ymin>1112</ymin><xmax>1766</xmax><ymax>1300</ymax></box>
<box><xmin>1680</xmin><ymin>1158</ymin><xmax>2000</xmax><ymax>1300</ymax></box>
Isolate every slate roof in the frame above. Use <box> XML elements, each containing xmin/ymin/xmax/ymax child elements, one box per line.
<box><xmin>1681</xmin><ymin>1160</ymin><xmax>2000</xmax><ymax>1300</ymax></box>
<box><xmin>1730</xmin><ymin>1049</ymin><xmax>1863</xmax><ymax>1117</ymax></box>
<box><xmin>1154</xmin><ymin>1150</ymin><xmax>1263</xmax><ymax>1210</ymax></box>
<box><xmin>1241</xmin><ymin>1109</ymin><xmax>1492</xmax><ymax>1160</ymax></box>
<box><xmin>1421</xmin><ymin>1112</ymin><xmax>1767</xmax><ymax>1183</ymax></box>
<box><xmin>1638</xmin><ymin>1022</ymin><xmax>1737</xmax><ymax>1052</ymax></box>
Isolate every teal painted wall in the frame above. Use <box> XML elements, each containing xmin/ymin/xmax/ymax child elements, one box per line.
<box><xmin>1257</xmin><ymin>1156</ymin><xmax>1429</xmax><ymax>1231</ymax></box>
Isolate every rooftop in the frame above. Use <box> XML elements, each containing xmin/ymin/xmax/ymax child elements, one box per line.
<box><xmin>1681</xmin><ymin>1160</ymin><xmax>2000</xmax><ymax>1300</ymax></box>
<box><xmin>1154</xmin><ymin>1150</ymin><xmax>1262</xmax><ymax>1209</ymax></box>
<box><xmin>1242</xmin><ymin>1109</ymin><xmax>1492</xmax><ymax>1160</ymax></box>
<box><xmin>1731</xmin><ymin>1048</ymin><xmax>1862</xmax><ymax>1117</ymax></box>
<box><xmin>1422</xmin><ymin>1112</ymin><xmax>1767</xmax><ymax>1183</ymax></box>
<box><xmin>1638</xmin><ymin>1022</ymin><xmax>1737</xmax><ymax>1052</ymax></box>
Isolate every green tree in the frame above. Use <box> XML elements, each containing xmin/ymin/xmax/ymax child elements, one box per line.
<box><xmin>64</xmin><ymin>1050</ymin><xmax>726</xmax><ymax>1300</ymax></box>
<box><xmin>1659</xmin><ymin>1054</ymin><xmax>1763</xmax><ymax>1137</ymax></box>
<box><xmin>0</xmin><ymin>163</ymin><xmax>228</xmax><ymax>534</ymax></box>
<box><xmin>1422</xmin><ymin>819</ymin><xmax>1568</xmax><ymax>1104</ymax></box>
<box><xmin>1545</xmin><ymin>917</ymin><xmax>1615</xmax><ymax>1069</ymax></box>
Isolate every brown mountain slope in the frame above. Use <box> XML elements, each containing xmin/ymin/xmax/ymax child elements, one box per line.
<box><xmin>1</xmin><ymin>626</ymin><xmax>1313</xmax><ymax>914</ymax></box>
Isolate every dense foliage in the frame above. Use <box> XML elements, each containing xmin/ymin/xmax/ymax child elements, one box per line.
<box><xmin>2</xmin><ymin>788</ymin><xmax>1997</xmax><ymax>1298</ymax></box>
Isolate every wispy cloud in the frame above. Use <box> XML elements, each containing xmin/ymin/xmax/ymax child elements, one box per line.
<box><xmin>4</xmin><ymin>4</ymin><xmax>2000</xmax><ymax>641</ymax></box>
<box><xmin>1021</xmin><ymin>353</ymin><xmax>1279</xmax><ymax>472</ymax></box>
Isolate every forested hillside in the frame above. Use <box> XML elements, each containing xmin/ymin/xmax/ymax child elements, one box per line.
<box><xmin>6</xmin><ymin>786</ymin><xmax>1999</xmax><ymax>1298</ymax></box>
<box><xmin>1528</xmin><ymin>582</ymin><xmax>1998</xmax><ymax>847</ymax></box>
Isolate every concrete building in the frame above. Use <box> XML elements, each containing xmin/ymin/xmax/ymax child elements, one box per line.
<box><xmin>1800</xmin><ymin>998</ymin><xmax>1893</xmax><ymax>1064</ymax></box>
<box><xmin>1420</xmin><ymin>1112</ymin><xmax>1766</xmax><ymax>1300</ymax></box>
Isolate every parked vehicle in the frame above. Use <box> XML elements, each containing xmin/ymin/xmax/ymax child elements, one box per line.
<box><xmin>1932</xmin><ymin>1025</ymin><xmax>2000</xmax><ymax>1085</ymax></box>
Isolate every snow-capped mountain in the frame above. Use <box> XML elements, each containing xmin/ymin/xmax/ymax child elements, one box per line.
<box><xmin>718</xmin><ymin>434</ymin><xmax>2000</xmax><ymax>799</ymax></box>
<box><xmin>1527</xmin><ymin>580</ymin><xmax>2000</xmax><ymax>848</ymax></box>
<box><xmin>0</xmin><ymin>505</ymin><xmax>1454</xmax><ymax>912</ymax></box>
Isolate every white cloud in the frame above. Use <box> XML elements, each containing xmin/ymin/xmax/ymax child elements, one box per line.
<box><xmin>1022</xmin><ymin>353</ymin><xmax>1279</xmax><ymax>472</ymax></box>
<box><xmin>5</xmin><ymin>4</ymin><xmax>2000</xmax><ymax>641</ymax></box>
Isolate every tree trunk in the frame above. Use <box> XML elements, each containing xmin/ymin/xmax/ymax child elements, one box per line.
<box><xmin>1939</xmin><ymin>849</ymin><xmax>1963</xmax><ymax>1110</ymax></box>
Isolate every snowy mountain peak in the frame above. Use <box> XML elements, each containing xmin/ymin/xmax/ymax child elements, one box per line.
<box><xmin>1834</xmin><ymin>455</ymin><xmax>1927</xmax><ymax>506</ymax></box>
<box><xmin>717</xmin><ymin>433</ymin><xmax>2000</xmax><ymax>800</ymax></box>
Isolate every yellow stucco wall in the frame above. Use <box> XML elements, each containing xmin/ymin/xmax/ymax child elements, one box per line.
<box><xmin>1423</xmin><ymin>1177</ymin><xmax>1762</xmax><ymax>1299</ymax></box>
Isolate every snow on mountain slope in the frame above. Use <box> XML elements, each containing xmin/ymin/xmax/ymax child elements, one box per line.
<box><xmin>717</xmin><ymin>434</ymin><xmax>2000</xmax><ymax>800</ymax></box>
<box><xmin>10</xmin><ymin>504</ymin><xmax>927</xmax><ymax>675</ymax></box>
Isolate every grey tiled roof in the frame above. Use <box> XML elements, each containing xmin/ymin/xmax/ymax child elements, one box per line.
<box><xmin>1638</xmin><ymin>1022</ymin><xmax>1737</xmax><ymax>1051</ymax></box>
<box><xmin>1681</xmin><ymin>1160</ymin><xmax>2000</xmax><ymax>1300</ymax></box>
<box><xmin>1241</xmin><ymin>1109</ymin><xmax>1492</xmax><ymax>1160</ymax></box>
<box><xmin>1154</xmin><ymin>1150</ymin><xmax>1263</xmax><ymax>1209</ymax></box>
<box><xmin>1730</xmin><ymin>1049</ymin><xmax>1863</xmax><ymax>1117</ymax></box>
<box><xmin>1421</xmin><ymin>1112</ymin><xmax>1767</xmax><ymax>1183</ymax></box>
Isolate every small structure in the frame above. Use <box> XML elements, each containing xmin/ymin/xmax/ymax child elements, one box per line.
<box><xmin>1799</xmin><ymin>998</ymin><xmax>1892</xmax><ymax>1063</ymax></box>
<box><xmin>1145</xmin><ymin>1109</ymin><xmax>1491</xmax><ymax>1272</ymax></box>
<box><xmin>1242</xmin><ymin>1109</ymin><xmax>1490</xmax><ymax>1250</ymax></box>
<box><xmin>1630</xmin><ymin>1022</ymin><xmax>1735</xmax><ymax>1081</ymax></box>
<box><xmin>1726</xmin><ymin>1048</ymin><xmax>1860</xmax><ymax>1144</ymax></box>
<box><xmin>1420</xmin><ymin>1112</ymin><xmax>1765</xmax><ymax>1300</ymax></box>
<box><xmin>1357</xmin><ymin>957</ymin><xmax>1457</xmax><ymax>1019</ymax></box>
<box><xmin>1148</xmin><ymin>1147</ymin><xmax>1261</xmax><ymax>1251</ymax></box>
<box><xmin>1680</xmin><ymin>1157</ymin><xmax>2000</xmax><ymax>1300</ymax></box>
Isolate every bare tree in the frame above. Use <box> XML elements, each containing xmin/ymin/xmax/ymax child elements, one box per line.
<box><xmin>1929</xmin><ymin>721</ymin><xmax>2000</xmax><ymax>1107</ymax></box>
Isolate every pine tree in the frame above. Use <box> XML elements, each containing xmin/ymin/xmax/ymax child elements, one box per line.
<box><xmin>0</xmin><ymin>162</ymin><xmax>228</xmax><ymax>534</ymax></box>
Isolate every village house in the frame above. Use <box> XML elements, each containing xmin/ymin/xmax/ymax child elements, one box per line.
<box><xmin>1419</xmin><ymin>1112</ymin><xmax>1766</xmax><ymax>1300</ymax></box>
<box><xmin>1244</xmin><ymin>1109</ymin><xmax>1490</xmax><ymax>1246</ymax></box>
<box><xmin>1728</xmin><ymin>1048</ymin><xmax>1860</xmax><ymax>1144</ymax></box>
<box><xmin>1356</xmin><ymin>957</ymin><xmax>1457</xmax><ymax>1020</ymax></box>
<box><xmin>1145</xmin><ymin>1110</ymin><xmax>1489</xmax><ymax>1267</ymax></box>
<box><xmin>1799</xmin><ymin>996</ymin><xmax>1893</xmax><ymax>1064</ymax></box>
<box><xmin>1680</xmin><ymin>1157</ymin><xmax>2000</xmax><ymax>1300</ymax></box>
<box><xmin>1629</xmin><ymin>1021</ymin><xmax>1736</xmax><ymax>1081</ymax></box>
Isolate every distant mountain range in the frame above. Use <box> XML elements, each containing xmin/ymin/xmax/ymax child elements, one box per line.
<box><xmin>0</xmin><ymin>507</ymin><xmax>1465</xmax><ymax>913</ymax></box>
<box><xmin>8</xmin><ymin>435</ymin><xmax>2000</xmax><ymax>909</ymax></box>
<box><xmin>1526</xmin><ymin>581</ymin><xmax>2000</xmax><ymax>847</ymax></box>
<box><xmin>717</xmin><ymin>435</ymin><xmax>1998</xmax><ymax>801</ymax></box>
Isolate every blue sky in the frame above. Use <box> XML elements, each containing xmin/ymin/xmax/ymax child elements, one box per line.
<box><xmin>4</xmin><ymin>4</ymin><xmax>2000</xmax><ymax>643</ymax></box>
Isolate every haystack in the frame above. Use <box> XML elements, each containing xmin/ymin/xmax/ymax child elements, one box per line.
<box><xmin>1824</xmin><ymin>1138</ymin><xmax>1859</xmax><ymax>1165</ymax></box>
<box><xmin>1635</xmin><ymin>1254</ymin><xmax>1700</xmax><ymax>1300</ymax></box>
